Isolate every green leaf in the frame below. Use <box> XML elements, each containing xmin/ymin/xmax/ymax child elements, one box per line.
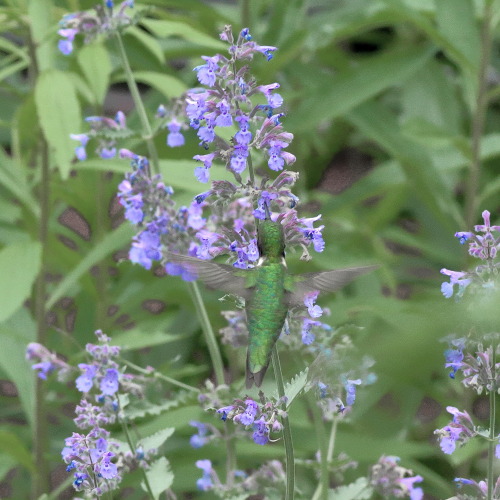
<box><xmin>0</xmin><ymin>430</ymin><xmax>35</xmax><ymax>473</ymax></box>
<box><xmin>140</xmin><ymin>19</ymin><xmax>226</xmax><ymax>50</ymax></box>
<box><xmin>0</xmin><ymin>311</ymin><xmax>36</xmax><ymax>427</ymax></box>
<box><xmin>112</xmin><ymin>329</ymin><xmax>183</xmax><ymax>351</ymax></box>
<box><xmin>126</xmin><ymin>26</ymin><xmax>165</xmax><ymax>65</ymax></box>
<box><xmin>35</xmin><ymin>69</ymin><xmax>81</xmax><ymax>179</ymax></box>
<box><xmin>159</xmin><ymin>160</ymin><xmax>236</xmax><ymax>193</ymax></box>
<box><xmin>137</xmin><ymin>427</ymin><xmax>175</xmax><ymax>453</ymax></box>
<box><xmin>289</xmin><ymin>43</ymin><xmax>435</xmax><ymax>131</ymax></box>
<box><xmin>27</xmin><ymin>0</ymin><xmax>54</xmax><ymax>72</ymax></box>
<box><xmin>278</xmin><ymin>368</ymin><xmax>309</xmax><ymax>408</ymax></box>
<box><xmin>46</xmin><ymin>223</ymin><xmax>135</xmax><ymax>309</ymax></box>
<box><xmin>0</xmin><ymin>241</ymin><xmax>41</xmax><ymax>322</ymax></box>
<box><xmin>0</xmin><ymin>452</ymin><xmax>16</xmax><ymax>483</ymax></box>
<box><xmin>77</xmin><ymin>43</ymin><xmax>112</xmax><ymax>105</ymax></box>
<box><xmin>346</xmin><ymin>100</ymin><xmax>462</xmax><ymax>229</ymax></box>
<box><xmin>328</xmin><ymin>477</ymin><xmax>372</xmax><ymax>499</ymax></box>
<box><xmin>435</xmin><ymin>0</ymin><xmax>480</xmax><ymax>71</ymax></box>
<box><xmin>0</xmin><ymin>150</ymin><xmax>39</xmax><ymax>218</ymax></box>
<box><xmin>129</xmin><ymin>71</ymin><xmax>186</xmax><ymax>99</ymax></box>
<box><xmin>141</xmin><ymin>457</ymin><xmax>174</xmax><ymax>500</ymax></box>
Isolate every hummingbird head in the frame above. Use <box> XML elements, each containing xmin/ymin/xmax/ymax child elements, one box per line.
<box><xmin>257</xmin><ymin>219</ymin><xmax>285</xmax><ymax>262</ymax></box>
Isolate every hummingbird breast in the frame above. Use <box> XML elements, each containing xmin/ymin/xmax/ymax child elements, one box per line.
<box><xmin>246</xmin><ymin>263</ymin><xmax>288</xmax><ymax>374</ymax></box>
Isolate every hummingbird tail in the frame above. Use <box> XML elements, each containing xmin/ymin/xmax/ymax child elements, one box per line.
<box><xmin>245</xmin><ymin>354</ymin><xmax>269</xmax><ymax>389</ymax></box>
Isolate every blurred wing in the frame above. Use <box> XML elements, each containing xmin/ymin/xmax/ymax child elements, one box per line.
<box><xmin>287</xmin><ymin>265</ymin><xmax>378</xmax><ymax>306</ymax></box>
<box><xmin>166</xmin><ymin>252</ymin><xmax>252</xmax><ymax>299</ymax></box>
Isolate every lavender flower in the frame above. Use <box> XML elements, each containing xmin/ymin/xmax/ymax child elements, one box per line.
<box><xmin>441</xmin><ymin>210</ymin><xmax>500</xmax><ymax>298</ymax></box>
<box><xmin>370</xmin><ymin>455</ymin><xmax>424</xmax><ymax>499</ymax></box>
<box><xmin>215</xmin><ymin>396</ymin><xmax>286</xmax><ymax>445</ymax></box>
<box><xmin>26</xmin><ymin>342</ymin><xmax>71</xmax><ymax>381</ymax></box>
<box><xmin>58</xmin><ymin>1</ymin><xmax>135</xmax><ymax>55</ymax></box>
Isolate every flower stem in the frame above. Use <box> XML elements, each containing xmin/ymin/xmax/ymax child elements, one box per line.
<box><xmin>487</xmin><ymin>343</ymin><xmax>496</xmax><ymax>500</ymax></box>
<box><xmin>120</xmin><ymin>358</ymin><xmax>200</xmax><ymax>393</ymax></box>
<box><xmin>465</xmin><ymin>1</ymin><xmax>494</xmax><ymax>229</ymax></box>
<box><xmin>32</xmin><ymin>132</ymin><xmax>50</xmax><ymax>499</ymax></box>
<box><xmin>188</xmin><ymin>282</ymin><xmax>226</xmax><ymax>385</ymax></box>
<box><xmin>310</xmin><ymin>395</ymin><xmax>328</xmax><ymax>500</ymax></box>
<box><xmin>114</xmin><ymin>30</ymin><xmax>159</xmax><ymax>175</ymax></box>
<box><xmin>120</xmin><ymin>415</ymin><xmax>156</xmax><ymax>500</ymax></box>
<box><xmin>272</xmin><ymin>347</ymin><xmax>295</xmax><ymax>500</ymax></box>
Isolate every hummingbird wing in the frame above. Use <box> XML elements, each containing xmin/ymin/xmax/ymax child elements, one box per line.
<box><xmin>165</xmin><ymin>252</ymin><xmax>253</xmax><ymax>300</ymax></box>
<box><xmin>286</xmin><ymin>265</ymin><xmax>378</xmax><ymax>306</ymax></box>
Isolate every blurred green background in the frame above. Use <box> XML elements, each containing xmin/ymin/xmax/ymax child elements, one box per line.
<box><xmin>1</xmin><ymin>0</ymin><xmax>500</xmax><ymax>498</ymax></box>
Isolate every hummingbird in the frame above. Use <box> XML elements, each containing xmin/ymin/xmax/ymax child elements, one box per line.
<box><xmin>167</xmin><ymin>217</ymin><xmax>377</xmax><ymax>388</ymax></box>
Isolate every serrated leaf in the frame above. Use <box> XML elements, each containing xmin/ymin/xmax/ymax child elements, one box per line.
<box><xmin>328</xmin><ymin>477</ymin><xmax>372</xmax><ymax>499</ymax></box>
<box><xmin>0</xmin><ymin>430</ymin><xmax>35</xmax><ymax>473</ymax></box>
<box><xmin>0</xmin><ymin>241</ymin><xmax>41</xmax><ymax>322</ymax></box>
<box><xmin>278</xmin><ymin>368</ymin><xmax>309</xmax><ymax>408</ymax></box>
<box><xmin>77</xmin><ymin>42</ymin><xmax>112</xmax><ymax>105</ymax></box>
<box><xmin>138</xmin><ymin>427</ymin><xmax>175</xmax><ymax>453</ymax></box>
<box><xmin>141</xmin><ymin>457</ymin><xmax>174</xmax><ymax>500</ymax></box>
<box><xmin>35</xmin><ymin>69</ymin><xmax>81</xmax><ymax>179</ymax></box>
<box><xmin>46</xmin><ymin>223</ymin><xmax>135</xmax><ymax>309</ymax></box>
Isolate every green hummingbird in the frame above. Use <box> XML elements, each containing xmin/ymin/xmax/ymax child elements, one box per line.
<box><xmin>167</xmin><ymin>218</ymin><xmax>377</xmax><ymax>388</ymax></box>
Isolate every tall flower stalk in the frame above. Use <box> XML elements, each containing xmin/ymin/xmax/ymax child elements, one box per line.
<box><xmin>438</xmin><ymin>210</ymin><xmax>500</xmax><ymax>499</ymax></box>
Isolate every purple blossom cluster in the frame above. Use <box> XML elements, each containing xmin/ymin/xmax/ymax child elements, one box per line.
<box><xmin>62</xmin><ymin>428</ymin><xmax>120</xmax><ymax>495</ymax></box>
<box><xmin>194</xmin><ymin>458</ymin><xmax>285</xmax><ymax>495</ymax></box>
<box><xmin>180</xmin><ymin>26</ymin><xmax>294</xmax><ymax>183</ymax></box>
<box><xmin>442</xmin><ymin>336</ymin><xmax>500</xmax><ymax>393</ymax></box>
<box><xmin>27</xmin><ymin>330</ymin><xmax>155</xmax><ymax>496</ymax></box>
<box><xmin>453</xmin><ymin>477</ymin><xmax>500</xmax><ymax>499</ymax></box>
<box><xmin>26</xmin><ymin>342</ymin><xmax>71</xmax><ymax>381</ymax></box>
<box><xmin>215</xmin><ymin>396</ymin><xmax>286</xmax><ymax>446</ymax></box>
<box><xmin>70</xmin><ymin>111</ymin><xmax>131</xmax><ymax>161</ymax></box>
<box><xmin>370</xmin><ymin>455</ymin><xmax>424</xmax><ymax>500</ymax></box>
<box><xmin>434</xmin><ymin>406</ymin><xmax>478</xmax><ymax>455</ymax></box>
<box><xmin>58</xmin><ymin>0</ymin><xmax>135</xmax><ymax>55</ymax></box>
<box><xmin>441</xmin><ymin>210</ymin><xmax>500</xmax><ymax>298</ymax></box>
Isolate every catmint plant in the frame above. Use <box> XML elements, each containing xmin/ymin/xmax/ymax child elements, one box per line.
<box><xmin>437</xmin><ymin>210</ymin><xmax>500</xmax><ymax>499</ymax></box>
<box><xmin>27</xmin><ymin>330</ymin><xmax>166</xmax><ymax>498</ymax></box>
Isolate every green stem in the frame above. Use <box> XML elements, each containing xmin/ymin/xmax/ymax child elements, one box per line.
<box><xmin>487</xmin><ymin>343</ymin><xmax>496</xmax><ymax>500</ymax></box>
<box><xmin>121</xmin><ymin>358</ymin><xmax>200</xmax><ymax>393</ymax></box>
<box><xmin>188</xmin><ymin>282</ymin><xmax>225</xmax><ymax>385</ymax></box>
<box><xmin>272</xmin><ymin>347</ymin><xmax>295</xmax><ymax>500</ymax></box>
<box><xmin>310</xmin><ymin>396</ymin><xmax>328</xmax><ymax>500</ymax></box>
<box><xmin>326</xmin><ymin>417</ymin><xmax>338</xmax><ymax>462</ymax></box>
<box><xmin>32</xmin><ymin>124</ymin><xmax>50</xmax><ymax>500</ymax></box>
<box><xmin>120</xmin><ymin>414</ymin><xmax>156</xmax><ymax>500</ymax></box>
<box><xmin>114</xmin><ymin>30</ymin><xmax>159</xmax><ymax>175</ymax></box>
<box><xmin>465</xmin><ymin>1</ymin><xmax>493</xmax><ymax>229</ymax></box>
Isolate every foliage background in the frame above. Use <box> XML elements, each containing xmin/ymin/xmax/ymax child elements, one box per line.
<box><xmin>0</xmin><ymin>0</ymin><xmax>499</xmax><ymax>498</ymax></box>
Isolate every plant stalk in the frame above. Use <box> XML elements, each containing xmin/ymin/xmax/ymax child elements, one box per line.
<box><xmin>465</xmin><ymin>1</ymin><xmax>494</xmax><ymax>229</ymax></box>
<box><xmin>114</xmin><ymin>30</ymin><xmax>159</xmax><ymax>175</ymax></box>
<box><xmin>487</xmin><ymin>343</ymin><xmax>497</xmax><ymax>500</ymax></box>
<box><xmin>272</xmin><ymin>347</ymin><xmax>295</xmax><ymax>500</ymax></box>
<box><xmin>32</xmin><ymin>116</ymin><xmax>50</xmax><ymax>500</ymax></box>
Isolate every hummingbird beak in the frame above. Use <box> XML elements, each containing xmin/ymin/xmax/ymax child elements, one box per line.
<box><xmin>263</xmin><ymin>201</ymin><xmax>272</xmax><ymax>220</ymax></box>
